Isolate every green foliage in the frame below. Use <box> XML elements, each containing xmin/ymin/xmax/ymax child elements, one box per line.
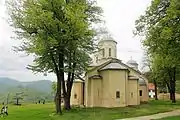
<box><xmin>6</xmin><ymin>0</ymin><xmax>102</xmax><ymax>111</ymax></box>
<box><xmin>135</xmin><ymin>0</ymin><xmax>180</xmax><ymax>102</ymax></box>
<box><xmin>6</xmin><ymin>0</ymin><xmax>102</xmax><ymax>74</ymax></box>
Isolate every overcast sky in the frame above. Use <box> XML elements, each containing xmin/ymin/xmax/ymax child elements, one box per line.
<box><xmin>0</xmin><ymin>0</ymin><xmax>151</xmax><ymax>81</ymax></box>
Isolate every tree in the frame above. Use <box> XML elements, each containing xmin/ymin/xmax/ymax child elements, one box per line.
<box><xmin>142</xmin><ymin>53</ymin><xmax>158</xmax><ymax>100</ymax></box>
<box><xmin>14</xmin><ymin>92</ymin><xmax>24</xmax><ymax>105</ymax></box>
<box><xmin>6</xmin><ymin>0</ymin><xmax>102</xmax><ymax>113</ymax></box>
<box><xmin>135</xmin><ymin>0</ymin><xmax>180</xmax><ymax>103</ymax></box>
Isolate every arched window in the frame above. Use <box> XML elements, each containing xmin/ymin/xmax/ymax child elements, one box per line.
<box><xmin>116</xmin><ymin>91</ymin><xmax>120</xmax><ymax>98</ymax></box>
<box><xmin>74</xmin><ymin>94</ymin><xmax>77</xmax><ymax>99</ymax></box>
<box><xmin>139</xmin><ymin>90</ymin><xmax>142</xmax><ymax>96</ymax></box>
<box><xmin>109</xmin><ymin>48</ymin><xmax>111</xmax><ymax>57</ymax></box>
<box><xmin>131</xmin><ymin>92</ymin><xmax>133</xmax><ymax>98</ymax></box>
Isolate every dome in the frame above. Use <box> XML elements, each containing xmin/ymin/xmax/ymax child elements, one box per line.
<box><xmin>139</xmin><ymin>78</ymin><xmax>146</xmax><ymax>85</ymax></box>
<box><xmin>98</xmin><ymin>34</ymin><xmax>117</xmax><ymax>44</ymax></box>
<box><xmin>101</xmin><ymin>35</ymin><xmax>114</xmax><ymax>41</ymax></box>
<box><xmin>127</xmin><ymin>59</ymin><xmax>138</xmax><ymax>65</ymax></box>
<box><xmin>127</xmin><ymin>57</ymin><xmax>139</xmax><ymax>70</ymax></box>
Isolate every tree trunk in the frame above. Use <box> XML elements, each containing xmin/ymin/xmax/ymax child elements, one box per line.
<box><xmin>55</xmin><ymin>92</ymin><xmax>62</xmax><ymax>114</ymax></box>
<box><xmin>153</xmin><ymin>79</ymin><xmax>158</xmax><ymax>100</ymax></box>
<box><xmin>169</xmin><ymin>90</ymin><xmax>173</xmax><ymax>100</ymax></box>
<box><xmin>63</xmin><ymin>52</ymin><xmax>76</xmax><ymax>110</ymax></box>
<box><xmin>17</xmin><ymin>98</ymin><xmax>19</xmax><ymax>105</ymax></box>
<box><xmin>64</xmin><ymin>94</ymin><xmax>71</xmax><ymax>110</ymax></box>
<box><xmin>171</xmin><ymin>67</ymin><xmax>176</xmax><ymax>103</ymax></box>
<box><xmin>55</xmin><ymin>73</ymin><xmax>62</xmax><ymax>114</ymax></box>
<box><xmin>56</xmin><ymin>48</ymin><xmax>65</xmax><ymax>112</ymax></box>
<box><xmin>64</xmin><ymin>76</ymin><xmax>73</xmax><ymax>110</ymax></box>
<box><xmin>171</xmin><ymin>92</ymin><xmax>176</xmax><ymax>103</ymax></box>
<box><xmin>165</xmin><ymin>79</ymin><xmax>172</xmax><ymax>100</ymax></box>
<box><xmin>168</xmin><ymin>67</ymin><xmax>176</xmax><ymax>103</ymax></box>
<box><xmin>44</xmin><ymin>32</ymin><xmax>62</xmax><ymax>114</ymax></box>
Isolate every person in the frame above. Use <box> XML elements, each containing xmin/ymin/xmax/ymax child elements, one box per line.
<box><xmin>4</xmin><ymin>106</ymin><xmax>8</xmax><ymax>115</ymax></box>
<box><xmin>0</xmin><ymin>104</ymin><xmax>8</xmax><ymax>117</ymax></box>
<box><xmin>0</xmin><ymin>106</ymin><xmax>4</xmax><ymax>115</ymax></box>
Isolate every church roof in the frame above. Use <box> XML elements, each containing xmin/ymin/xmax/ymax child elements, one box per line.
<box><xmin>99</xmin><ymin>62</ymin><xmax>127</xmax><ymax>71</ymax></box>
<box><xmin>148</xmin><ymin>83</ymin><xmax>155</xmax><ymax>90</ymax></box>
<box><xmin>89</xmin><ymin>75</ymin><xmax>102</xmax><ymax>79</ymax></box>
<box><xmin>87</xmin><ymin>58</ymin><xmax>148</xmax><ymax>80</ymax></box>
<box><xmin>88</xmin><ymin>58</ymin><xmax>140</xmax><ymax>74</ymax></box>
<box><xmin>139</xmin><ymin>78</ymin><xmax>146</xmax><ymax>86</ymax></box>
<box><xmin>128</xmin><ymin>76</ymin><xmax>139</xmax><ymax>80</ymax></box>
<box><xmin>86</xmin><ymin>58</ymin><xmax>149</xmax><ymax>85</ymax></box>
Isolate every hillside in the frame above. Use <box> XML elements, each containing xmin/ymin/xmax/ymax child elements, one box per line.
<box><xmin>0</xmin><ymin>77</ymin><xmax>53</xmax><ymax>103</ymax></box>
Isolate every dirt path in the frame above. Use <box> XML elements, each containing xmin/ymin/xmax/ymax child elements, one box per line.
<box><xmin>117</xmin><ymin>109</ymin><xmax>180</xmax><ymax>120</ymax></box>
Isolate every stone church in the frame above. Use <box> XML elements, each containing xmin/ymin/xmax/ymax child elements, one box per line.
<box><xmin>70</xmin><ymin>36</ymin><xmax>148</xmax><ymax>107</ymax></box>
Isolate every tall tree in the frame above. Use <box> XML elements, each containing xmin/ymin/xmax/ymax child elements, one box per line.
<box><xmin>6</xmin><ymin>0</ymin><xmax>102</xmax><ymax>113</ymax></box>
<box><xmin>135</xmin><ymin>0</ymin><xmax>180</xmax><ymax>103</ymax></box>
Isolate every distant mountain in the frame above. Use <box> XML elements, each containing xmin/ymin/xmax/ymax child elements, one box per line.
<box><xmin>0</xmin><ymin>77</ymin><xmax>53</xmax><ymax>103</ymax></box>
<box><xmin>0</xmin><ymin>77</ymin><xmax>20</xmax><ymax>86</ymax></box>
<box><xmin>0</xmin><ymin>77</ymin><xmax>52</xmax><ymax>96</ymax></box>
<box><xmin>22</xmin><ymin>80</ymin><xmax>52</xmax><ymax>93</ymax></box>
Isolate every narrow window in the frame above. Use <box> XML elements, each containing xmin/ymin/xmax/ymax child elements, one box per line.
<box><xmin>74</xmin><ymin>94</ymin><xmax>77</xmax><ymax>99</ymax></box>
<box><xmin>109</xmin><ymin>48</ymin><xmax>111</xmax><ymax>57</ymax></box>
<box><xmin>116</xmin><ymin>91</ymin><xmax>120</xmax><ymax>98</ymax></box>
<box><xmin>102</xmin><ymin>48</ymin><xmax>105</xmax><ymax>57</ymax></box>
<box><xmin>139</xmin><ymin>90</ymin><xmax>142</xmax><ymax>96</ymax></box>
<box><xmin>96</xmin><ymin>57</ymin><xmax>98</xmax><ymax>63</ymax></box>
<box><xmin>131</xmin><ymin>92</ymin><xmax>133</xmax><ymax>97</ymax></box>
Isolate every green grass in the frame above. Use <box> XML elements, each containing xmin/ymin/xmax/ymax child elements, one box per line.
<box><xmin>157</xmin><ymin>116</ymin><xmax>180</xmax><ymax>120</ymax></box>
<box><xmin>1</xmin><ymin>100</ymin><xmax>180</xmax><ymax>120</ymax></box>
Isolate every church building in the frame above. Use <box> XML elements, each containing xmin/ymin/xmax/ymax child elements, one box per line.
<box><xmin>70</xmin><ymin>36</ymin><xmax>149</xmax><ymax>107</ymax></box>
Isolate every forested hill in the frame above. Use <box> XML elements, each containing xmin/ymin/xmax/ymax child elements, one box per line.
<box><xmin>0</xmin><ymin>77</ymin><xmax>53</xmax><ymax>103</ymax></box>
<box><xmin>0</xmin><ymin>77</ymin><xmax>52</xmax><ymax>93</ymax></box>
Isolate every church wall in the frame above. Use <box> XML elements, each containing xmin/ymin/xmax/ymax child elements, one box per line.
<box><xmin>129</xmin><ymin>70</ymin><xmax>148</xmax><ymax>86</ymax></box>
<box><xmin>86</xmin><ymin>77</ymin><xmax>92</xmax><ymax>107</ymax></box>
<box><xmin>127</xmin><ymin>80</ymin><xmax>140</xmax><ymax>105</ymax></box>
<box><xmin>91</xmin><ymin>78</ymin><xmax>102</xmax><ymax>107</ymax></box>
<box><xmin>99</xmin><ymin>70</ymin><xmax>110</xmax><ymax>107</ymax></box>
<box><xmin>139</xmin><ymin>85</ymin><xmax>148</xmax><ymax>102</ymax></box>
<box><xmin>97</xmin><ymin>40</ymin><xmax>117</xmax><ymax>64</ymax></box>
<box><xmin>129</xmin><ymin>70</ymin><xmax>149</xmax><ymax>102</ymax></box>
<box><xmin>70</xmin><ymin>82</ymin><xmax>83</xmax><ymax>106</ymax></box>
<box><xmin>100</xmin><ymin>70</ymin><xmax>127</xmax><ymax>107</ymax></box>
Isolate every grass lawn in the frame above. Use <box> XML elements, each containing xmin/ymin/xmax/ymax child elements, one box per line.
<box><xmin>1</xmin><ymin>100</ymin><xmax>180</xmax><ymax>120</ymax></box>
<box><xmin>157</xmin><ymin>116</ymin><xmax>180</xmax><ymax>120</ymax></box>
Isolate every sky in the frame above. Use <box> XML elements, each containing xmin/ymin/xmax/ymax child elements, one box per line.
<box><xmin>0</xmin><ymin>0</ymin><xmax>151</xmax><ymax>81</ymax></box>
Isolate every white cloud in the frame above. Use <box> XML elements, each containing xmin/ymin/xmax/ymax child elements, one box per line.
<box><xmin>0</xmin><ymin>0</ymin><xmax>151</xmax><ymax>81</ymax></box>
